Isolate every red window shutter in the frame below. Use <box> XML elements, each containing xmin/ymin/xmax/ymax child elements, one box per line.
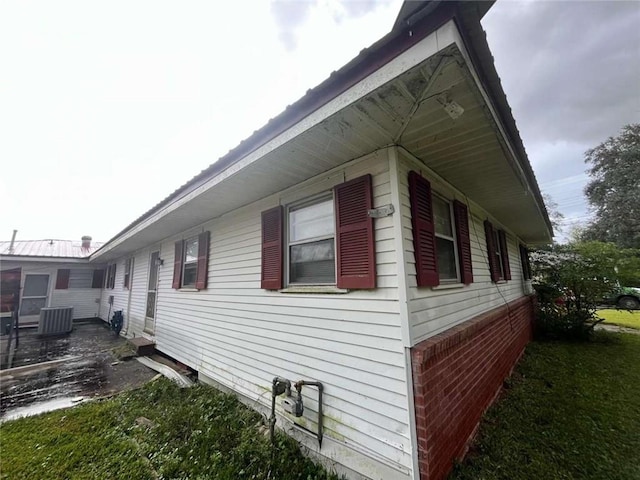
<box><xmin>498</xmin><ymin>230</ymin><xmax>511</xmax><ymax>280</ymax></box>
<box><xmin>92</xmin><ymin>269</ymin><xmax>105</xmax><ymax>289</ymax></box>
<box><xmin>55</xmin><ymin>269</ymin><xmax>70</xmax><ymax>289</ymax></box>
<box><xmin>453</xmin><ymin>200</ymin><xmax>473</xmax><ymax>284</ymax></box>
<box><xmin>484</xmin><ymin>220</ymin><xmax>500</xmax><ymax>282</ymax></box>
<box><xmin>409</xmin><ymin>171</ymin><xmax>439</xmax><ymax>287</ymax></box>
<box><xmin>334</xmin><ymin>174</ymin><xmax>376</xmax><ymax>289</ymax></box>
<box><xmin>195</xmin><ymin>231</ymin><xmax>210</xmax><ymax>290</ymax></box>
<box><xmin>172</xmin><ymin>241</ymin><xmax>183</xmax><ymax>289</ymax></box>
<box><xmin>261</xmin><ymin>206</ymin><xmax>284</xmax><ymax>290</ymax></box>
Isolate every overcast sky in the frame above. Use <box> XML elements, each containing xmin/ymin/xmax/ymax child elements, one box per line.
<box><xmin>1</xmin><ymin>0</ymin><xmax>638</xmax><ymax>244</ymax></box>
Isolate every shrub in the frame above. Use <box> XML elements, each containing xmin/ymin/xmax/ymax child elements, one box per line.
<box><xmin>531</xmin><ymin>243</ymin><xmax>614</xmax><ymax>340</ymax></box>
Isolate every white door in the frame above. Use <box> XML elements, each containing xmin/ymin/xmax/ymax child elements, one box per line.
<box><xmin>144</xmin><ymin>251</ymin><xmax>160</xmax><ymax>333</ymax></box>
<box><xmin>20</xmin><ymin>274</ymin><xmax>50</xmax><ymax>325</ymax></box>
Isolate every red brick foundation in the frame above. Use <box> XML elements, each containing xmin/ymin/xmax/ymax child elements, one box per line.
<box><xmin>411</xmin><ymin>296</ymin><xmax>535</xmax><ymax>480</ymax></box>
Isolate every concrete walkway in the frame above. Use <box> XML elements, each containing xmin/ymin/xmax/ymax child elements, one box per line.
<box><xmin>596</xmin><ymin>323</ymin><xmax>640</xmax><ymax>335</ymax></box>
<box><xmin>1</xmin><ymin>320</ymin><xmax>156</xmax><ymax>421</ymax></box>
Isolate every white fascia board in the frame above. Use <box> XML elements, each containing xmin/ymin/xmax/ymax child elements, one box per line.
<box><xmin>92</xmin><ymin>21</ymin><xmax>460</xmax><ymax>261</ymax></box>
<box><xmin>0</xmin><ymin>255</ymin><xmax>91</xmax><ymax>264</ymax></box>
<box><xmin>445</xmin><ymin>21</ymin><xmax>549</xmax><ymax>230</ymax></box>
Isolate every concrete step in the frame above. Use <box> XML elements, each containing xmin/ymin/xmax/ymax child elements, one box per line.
<box><xmin>127</xmin><ymin>337</ymin><xmax>155</xmax><ymax>356</ymax></box>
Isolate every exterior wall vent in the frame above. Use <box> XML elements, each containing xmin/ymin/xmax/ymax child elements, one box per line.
<box><xmin>38</xmin><ymin>307</ymin><xmax>74</xmax><ymax>336</ymax></box>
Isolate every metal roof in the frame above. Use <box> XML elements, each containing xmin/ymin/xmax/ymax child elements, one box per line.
<box><xmin>0</xmin><ymin>240</ymin><xmax>104</xmax><ymax>259</ymax></box>
<box><xmin>92</xmin><ymin>0</ymin><xmax>551</xmax><ymax>257</ymax></box>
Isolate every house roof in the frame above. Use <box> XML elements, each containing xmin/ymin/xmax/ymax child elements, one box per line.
<box><xmin>0</xmin><ymin>239</ymin><xmax>104</xmax><ymax>259</ymax></box>
<box><xmin>93</xmin><ymin>0</ymin><xmax>551</xmax><ymax>258</ymax></box>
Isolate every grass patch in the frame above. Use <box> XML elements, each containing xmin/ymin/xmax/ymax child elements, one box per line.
<box><xmin>451</xmin><ymin>333</ymin><xmax>640</xmax><ymax>479</ymax></box>
<box><xmin>1</xmin><ymin>379</ymin><xmax>341</xmax><ymax>480</ymax></box>
<box><xmin>597</xmin><ymin>309</ymin><xmax>640</xmax><ymax>329</ymax></box>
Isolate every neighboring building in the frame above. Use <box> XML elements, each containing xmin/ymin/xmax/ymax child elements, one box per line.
<box><xmin>0</xmin><ymin>2</ymin><xmax>552</xmax><ymax>479</ymax></box>
<box><xmin>0</xmin><ymin>237</ymin><xmax>105</xmax><ymax>325</ymax></box>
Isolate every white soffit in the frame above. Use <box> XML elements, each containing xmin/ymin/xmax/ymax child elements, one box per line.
<box><xmin>93</xmin><ymin>21</ymin><xmax>460</xmax><ymax>259</ymax></box>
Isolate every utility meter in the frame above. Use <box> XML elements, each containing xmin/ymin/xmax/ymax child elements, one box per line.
<box><xmin>282</xmin><ymin>395</ymin><xmax>304</xmax><ymax>417</ymax></box>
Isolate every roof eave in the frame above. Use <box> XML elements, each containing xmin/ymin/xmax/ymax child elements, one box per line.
<box><xmin>453</xmin><ymin>2</ymin><xmax>553</xmax><ymax>241</ymax></box>
<box><xmin>97</xmin><ymin>0</ymin><xmax>552</xmax><ymax>251</ymax></box>
<box><xmin>0</xmin><ymin>255</ymin><xmax>94</xmax><ymax>264</ymax></box>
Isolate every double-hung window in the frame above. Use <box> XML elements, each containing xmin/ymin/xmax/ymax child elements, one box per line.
<box><xmin>433</xmin><ymin>195</ymin><xmax>459</xmax><ymax>282</ymax></box>
<box><xmin>171</xmin><ymin>231</ymin><xmax>210</xmax><ymax>290</ymax></box>
<box><xmin>288</xmin><ymin>196</ymin><xmax>336</xmax><ymax>285</ymax></box>
<box><xmin>484</xmin><ymin>220</ymin><xmax>511</xmax><ymax>282</ymax></box>
<box><xmin>182</xmin><ymin>236</ymin><xmax>199</xmax><ymax>288</ymax></box>
<box><xmin>105</xmin><ymin>263</ymin><xmax>116</xmax><ymax>289</ymax></box>
<box><xmin>124</xmin><ymin>258</ymin><xmax>133</xmax><ymax>289</ymax></box>
<box><xmin>408</xmin><ymin>170</ymin><xmax>473</xmax><ymax>287</ymax></box>
<box><xmin>260</xmin><ymin>174</ymin><xmax>376</xmax><ymax>290</ymax></box>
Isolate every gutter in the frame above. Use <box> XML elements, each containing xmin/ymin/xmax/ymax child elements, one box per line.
<box><xmin>0</xmin><ymin>255</ymin><xmax>94</xmax><ymax>264</ymax></box>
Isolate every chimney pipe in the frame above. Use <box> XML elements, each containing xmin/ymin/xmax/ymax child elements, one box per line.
<box><xmin>8</xmin><ymin>229</ymin><xmax>17</xmax><ymax>254</ymax></box>
<box><xmin>81</xmin><ymin>235</ymin><xmax>92</xmax><ymax>250</ymax></box>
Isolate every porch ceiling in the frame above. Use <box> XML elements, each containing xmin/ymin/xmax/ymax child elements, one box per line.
<box><xmin>95</xmin><ymin>44</ymin><xmax>549</xmax><ymax>260</ymax></box>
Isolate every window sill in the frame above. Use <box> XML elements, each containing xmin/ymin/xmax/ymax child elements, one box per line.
<box><xmin>432</xmin><ymin>282</ymin><xmax>465</xmax><ymax>291</ymax></box>
<box><xmin>178</xmin><ymin>287</ymin><xmax>200</xmax><ymax>292</ymax></box>
<box><xmin>279</xmin><ymin>286</ymin><xmax>349</xmax><ymax>294</ymax></box>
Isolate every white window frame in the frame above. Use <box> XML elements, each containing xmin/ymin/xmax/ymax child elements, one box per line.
<box><xmin>433</xmin><ymin>193</ymin><xmax>461</xmax><ymax>283</ymax></box>
<box><xmin>285</xmin><ymin>192</ymin><xmax>336</xmax><ymax>286</ymax></box>
<box><xmin>181</xmin><ymin>236</ymin><xmax>199</xmax><ymax>288</ymax></box>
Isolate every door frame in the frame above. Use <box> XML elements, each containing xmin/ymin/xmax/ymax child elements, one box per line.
<box><xmin>144</xmin><ymin>250</ymin><xmax>160</xmax><ymax>335</ymax></box>
<box><xmin>20</xmin><ymin>273</ymin><xmax>52</xmax><ymax>326</ymax></box>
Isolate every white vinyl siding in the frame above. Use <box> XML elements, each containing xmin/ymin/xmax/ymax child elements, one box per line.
<box><xmin>50</xmin><ymin>267</ymin><xmax>102</xmax><ymax>319</ymax></box>
<box><xmin>97</xmin><ymin>249</ymin><xmax>154</xmax><ymax>337</ymax></box>
<box><xmin>1</xmin><ymin>261</ymin><xmax>102</xmax><ymax>319</ymax></box>
<box><xmin>143</xmin><ymin>151</ymin><xmax>412</xmax><ymax>476</ymax></box>
<box><xmin>397</xmin><ymin>149</ymin><xmax>526</xmax><ymax>345</ymax></box>
<box><xmin>99</xmin><ymin>258</ymin><xmax>127</xmax><ymax>323</ymax></box>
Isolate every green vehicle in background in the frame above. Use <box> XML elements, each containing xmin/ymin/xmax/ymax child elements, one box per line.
<box><xmin>603</xmin><ymin>286</ymin><xmax>640</xmax><ymax>310</ymax></box>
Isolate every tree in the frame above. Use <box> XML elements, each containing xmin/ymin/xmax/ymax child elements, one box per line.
<box><xmin>542</xmin><ymin>193</ymin><xmax>565</xmax><ymax>235</ymax></box>
<box><xmin>583</xmin><ymin>124</ymin><xmax>640</xmax><ymax>249</ymax></box>
<box><xmin>573</xmin><ymin>241</ymin><xmax>640</xmax><ymax>287</ymax></box>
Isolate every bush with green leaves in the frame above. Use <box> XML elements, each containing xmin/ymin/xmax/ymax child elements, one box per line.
<box><xmin>530</xmin><ymin>241</ymin><xmax>631</xmax><ymax>339</ymax></box>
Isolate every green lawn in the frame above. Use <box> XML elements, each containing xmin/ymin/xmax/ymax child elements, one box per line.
<box><xmin>4</xmin><ymin>335</ymin><xmax>640</xmax><ymax>480</ymax></box>
<box><xmin>0</xmin><ymin>379</ymin><xmax>340</xmax><ymax>480</ymax></box>
<box><xmin>597</xmin><ymin>308</ymin><xmax>640</xmax><ymax>330</ymax></box>
<box><xmin>451</xmin><ymin>332</ymin><xmax>640</xmax><ymax>480</ymax></box>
